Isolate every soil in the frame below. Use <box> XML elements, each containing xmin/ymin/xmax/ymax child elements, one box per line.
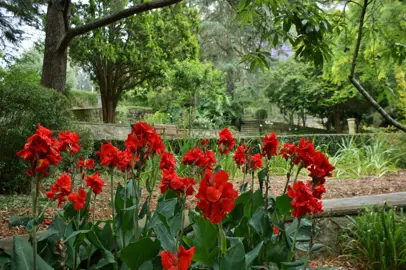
<box><xmin>1</xmin><ymin>170</ymin><xmax>405</xmax><ymax>269</ymax></box>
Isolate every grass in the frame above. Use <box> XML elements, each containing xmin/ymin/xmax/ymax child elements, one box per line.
<box><xmin>341</xmin><ymin>207</ymin><xmax>406</xmax><ymax>270</ymax></box>
<box><xmin>330</xmin><ymin>137</ymin><xmax>404</xmax><ymax>179</ymax></box>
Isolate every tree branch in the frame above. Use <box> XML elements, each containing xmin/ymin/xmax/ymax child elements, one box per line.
<box><xmin>57</xmin><ymin>0</ymin><xmax>182</xmax><ymax>52</ymax></box>
<box><xmin>348</xmin><ymin>0</ymin><xmax>406</xmax><ymax>132</ymax></box>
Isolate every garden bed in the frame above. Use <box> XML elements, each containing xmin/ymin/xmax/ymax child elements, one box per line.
<box><xmin>2</xmin><ymin>170</ymin><xmax>405</xmax><ymax>239</ymax></box>
<box><xmin>1</xmin><ymin>171</ymin><xmax>405</xmax><ymax>269</ymax></box>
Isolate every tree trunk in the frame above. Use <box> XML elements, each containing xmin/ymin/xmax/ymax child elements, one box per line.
<box><xmin>334</xmin><ymin>106</ymin><xmax>342</xmax><ymax>133</ymax></box>
<box><xmin>101</xmin><ymin>92</ymin><xmax>117</xmax><ymax>123</ymax></box>
<box><xmin>40</xmin><ymin>0</ymin><xmax>69</xmax><ymax>93</ymax></box>
<box><xmin>301</xmin><ymin>109</ymin><xmax>306</xmax><ymax>127</ymax></box>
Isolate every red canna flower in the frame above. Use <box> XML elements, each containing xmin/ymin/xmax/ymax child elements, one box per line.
<box><xmin>159</xmin><ymin>168</ymin><xmax>195</xmax><ymax>196</ymax></box>
<box><xmin>160</xmin><ymin>152</ymin><xmax>176</xmax><ymax>170</ymax></box>
<box><xmin>161</xmin><ymin>245</ymin><xmax>195</xmax><ymax>270</ymax></box>
<box><xmin>295</xmin><ymin>138</ymin><xmax>316</xmax><ymax>167</ymax></box>
<box><xmin>287</xmin><ymin>181</ymin><xmax>323</xmax><ymax>218</ymax></box>
<box><xmin>96</xmin><ymin>142</ymin><xmax>128</xmax><ymax>169</ymax></box>
<box><xmin>17</xmin><ymin>124</ymin><xmax>62</xmax><ymax>177</ymax></box>
<box><xmin>68</xmin><ymin>188</ymin><xmax>87</xmax><ymax>210</ymax></box>
<box><xmin>43</xmin><ymin>219</ymin><xmax>52</xmax><ymax>225</ymax></box>
<box><xmin>46</xmin><ymin>173</ymin><xmax>72</xmax><ymax>207</ymax></box>
<box><xmin>202</xmin><ymin>149</ymin><xmax>216</xmax><ymax>170</ymax></box>
<box><xmin>308</xmin><ymin>152</ymin><xmax>335</xmax><ymax>185</ymax></box>
<box><xmin>182</xmin><ymin>146</ymin><xmax>204</xmax><ymax>166</ymax></box>
<box><xmin>124</xmin><ymin>133</ymin><xmax>141</xmax><ymax>153</ymax></box>
<box><xmin>249</xmin><ymin>153</ymin><xmax>263</xmax><ymax>171</ymax></box>
<box><xmin>201</xmin><ymin>139</ymin><xmax>209</xmax><ymax>147</ymax></box>
<box><xmin>130</xmin><ymin>122</ymin><xmax>165</xmax><ymax>155</ymax></box>
<box><xmin>218</xmin><ymin>128</ymin><xmax>235</xmax><ymax>155</ymax></box>
<box><xmin>86</xmin><ymin>172</ymin><xmax>105</xmax><ymax>195</ymax></box>
<box><xmin>279</xmin><ymin>143</ymin><xmax>297</xmax><ymax>161</ymax></box>
<box><xmin>273</xmin><ymin>225</ymin><xmax>280</xmax><ymax>234</ymax></box>
<box><xmin>182</xmin><ymin>147</ymin><xmax>216</xmax><ymax>170</ymax></box>
<box><xmin>196</xmin><ymin>169</ymin><xmax>238</xmax><ymax>224</ymax></box>
<box><xmin>58</xmin><ymin>130</ymin><xmax>81</xmax><ymax>154</ymax></box>
<box><xmin>311</xmin><ymin>183</ymin><xmax>326</xmax><ymax>199</ymax></box>
<box><xmin>262</xmin><ymin>133</ymin><xmax>280</xmax><ymax>159</ymax></box>
<box><xmin>77</xmin><ymin>156</ymin><xmax>95</xmax><ymax>169</ymax></box>
<box><xmin>233</xmin><ymin>143</ymin><xmax>247</xmax><ymax>167</ymax></box>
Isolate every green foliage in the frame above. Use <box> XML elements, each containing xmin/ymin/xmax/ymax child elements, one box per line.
<box><xmin>331</xmin><ymin>137</ymin><xmax>404</xmax><ymax>178</ymax></box>
<box><xmin>0</xmin><ymin>80</ymin><xmax>72</xmax><ymax>193</ymax></box>
<box><xmin>67</xmin><ymin>90</ymin><xmax>98</xmax><ymax>108</ymax></box>
<box><xmin>342</xmin><ymin>207</ymin><xmax>406</xmax><ymax>270</ymax></box>
<box><xmin>255</xmin><ymin>109</ymin><xmax>268</xmax><ymax>120</ymax></box>
<box><xmin>145</xmin><ymin>111</ymin><xmax>171</xmax><ymax>125</ymax></box>
<box><xmin>70</xmin><ymin>1</ymin><xmax>200</xmax><ymax>122</ymax></box>
<box><xmin>236</xmin><ymin>0</ymin><xmax>332</xmax><ymax>68</ymax></box>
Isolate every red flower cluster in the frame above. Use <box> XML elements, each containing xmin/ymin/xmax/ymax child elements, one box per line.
<box><xmin>127</xmin><ymin>122</ymin><xmax>165</xmax><ymax>155</ymax></box>
<box><xmin>58</xmin><ymin>131</ymin><xmax>81</xmax><ymax>154</ymax></box>
<box><xmin>161</xmin><ymin>245</ymin><xmax>195</xmax><ymax>270</ymax></box>
<box><xmin>86</xmin><ymin>172</ymin><xmax>104</xmax><ymax>195</ymax></box>
<box><xmin>233</xmin><ymin>144</ymin><xmax>262</xmax><ymax>172</ymax></box>
<box><xmin>196</xmin><ymin>170</ymin><xmax>238</xmax><ymax>224</ymax></box>
<box><xmin>46</xmin><ymin>174</ymin><xmax>72</xmax><ymax>207</ymax></box>
<box><xmin>287</xmin><ymin>181</ymin><xmax>323</xmax><ymax>218</ymax></box>
<box><xmin>279</xmin><ymin>138</ymin><xmax>334</xmax><ymax>199</ymax></box>
<box><xmin>96</xmin><ymin>142</ymin><xmax>128</xmax><ymax>170</ymax></box>
<box><xmin>160</xmin><ymin>152</ymin><xmax>176</xmax><ymax>170</ymax></box>
<box><xmin>77</xmin><ymin>156</ymin><xmax>95</xmax><ymax>170</ymax></box>
<box><xmin>233</xmin><ymin>143</ymin><xmax>247</xmax><ymax>167</ymax></box>
<box><xmin>308</xmin><ymin>152</ymin><xmax>335</xmax><ymax>185</ymax></box>
<box><xmin>159</xmin><ymin>168</ymin><xmax>195</xmax><ymax>196</ymax></box>
<box><xmin>218</xmin><ymin>128</ymin><xmax>235</xmax><ymax>155</ymax></box>
<box><xmin>249</xmin><ymin>154</ymin><xmax>263</xmax><ymax>171</ymax></box>
<box><xmin>262</xmin><ymin>133</ymin><xmax>280</xmax><ymax>159</ymax></box>
<box><xmin>68</xmin><ymin>188</ymin><xmax>87</xmax><ymax>210</ymax></box>
<box><xmin>17</xmin><ymin>124</ymin><xmax>62</xmax><ymax>176</ymax></box>
<box><xmin>182</xmin><ymin>147</ymin><xmax>216</xmax><ymax>170</ymax></box>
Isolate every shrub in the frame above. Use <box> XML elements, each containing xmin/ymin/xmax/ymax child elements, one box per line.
<box><xmin>342</xmin><ymin>207</ymin><xmax>406</xmax><ymax>270</ymax></box>
<box><xmin>0</xmin><ymin>81</ymin><xmax>72</xmax><ymax>193</ymax></box>
<box><xmin>68</xmin><ymin>89</ymin><xmax>98</xmax><ymax>108</ymax></box>
<box><xmin>256</xmin><ymin>108</ymin><xmax>268</xmax><ymax>119</ymax></box>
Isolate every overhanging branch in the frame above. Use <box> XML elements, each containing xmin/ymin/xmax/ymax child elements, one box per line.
<box><xmin>348</xmin><ymin>0</ymin><xmax>406</xmax><ymax>132</ymax></box>
<box><xmin>57</xmin><ymin>0</ymin><xmax>182</xmax><ymax>52</ymax></box>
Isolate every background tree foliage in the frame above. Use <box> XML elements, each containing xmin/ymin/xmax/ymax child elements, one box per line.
<box><xmin>69</xmin><ymin>0</ymin><xmax>199</xmax><ymax>123</ymax></box>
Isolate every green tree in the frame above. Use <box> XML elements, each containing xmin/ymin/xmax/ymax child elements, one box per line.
<box><xmin>0</xmin><ymin>0</ymin><xmax>44</xmax><ymax>50</ymax></box>
<box><xmin>70</xmin><ymin>1</ymin><xmax>199</xmax><ymax>123</ymax></box>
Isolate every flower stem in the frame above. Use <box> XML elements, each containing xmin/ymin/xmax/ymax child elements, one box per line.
<box><xmin>263</xmin><ymin>157</ymin><xmax>270</xmax><ymax>264</ymax></box>
<box><xmin>303</xmin><ymin>219</ymin><xmax>316</xmax><ymax>269</ymax></box>
<box><xmin>218</xmin><ymin>222</ymin><xmax>227</xmax><ymax>253</ymax></box>
<box><xmin>282</xmin><ymin>161</ymin><xmax>295</xmax><ymax>195</ymax></box>
<box><xmin>31</xmin><ymin>173</ymin><xmax>40</xmax><ymax>270</ymax></box>
<box><xmin>92</xmin><ymin>194</ymin><xmax>96</xmax><ymax>225</ymax></box>
<box><xmin>109</xmin><ymin>167</ymin><xmax>117</xmax><ymax>260</ymax></box>
<box><xmin>289</xmin><ymin>218</ymin><xmax>301</xmax><ymax>262</ymax></box>
<box><xmin>144</xmin><ymin>156</ymin><xmax>160</xmax><ymax>233</ymax></box>
<box><xmin>177</xmin><ymin>197</ymin><xmax>186</xmax><ymax>249</ymax></box>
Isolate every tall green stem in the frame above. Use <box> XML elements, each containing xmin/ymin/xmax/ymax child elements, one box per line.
<box><xmin>303</xmin><ymin>219</ymin><xmax>316</xmax><ymax>269</ymax></box>
<box><xmin>176</xmin><ymin>197</ymin><xmax>186</xmax><ymax>249</ymax></box>
<box><xmin>130</xmin><ymin>155</ymin><xmax>140</xmax><ymax>239</ymax></box>
<box><xmin>282</xmin><ymin>161</ymin><xmax>295</xmax><ymax>195</ymax></box>
<box><xmin>218</xmin><ymin>222</ymin><xmax>227</xmax><ymax>253</ymax></box>
<box><xmin>289</xmin><ymin>218</ymin><xmax>301</xmax><ymax>261</ymax></box>
<box><xmin>263</xmin><ymin>158</ymin><xmax>270</xmax><ymax>264</ymax></box>
<box><xmin>144</xmin><ymin>156</ymin><xmax>159</xmax><ymax>232</ymax></box>
<box><xmin>109</xmin><ymin>168</ymin><xmax>117</xmax><ymax>260</ymax></box>
<box><xmin>31</xmin><ymin>173</ymin><xmax>40</xmax><ymax>270</ymax></box>
<box><xmin>92</xmin><ymin>194</ymin><xmax>96</xmax><ymax>225</ymax></box>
